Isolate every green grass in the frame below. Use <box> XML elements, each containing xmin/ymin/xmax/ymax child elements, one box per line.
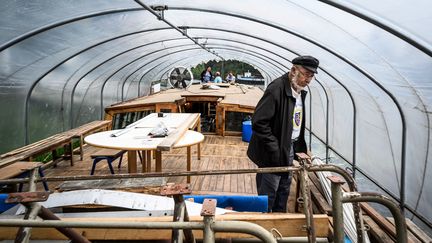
<box><xmin>33</xmin><ymin>140</ymin><xmax>81</xmax><ymax>163</ymax></box>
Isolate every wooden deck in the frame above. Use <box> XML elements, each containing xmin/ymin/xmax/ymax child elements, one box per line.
<box><xmin>41</xmin><ymin>135</ymin><xmax>258</xmax><ymax>195</ymax></box>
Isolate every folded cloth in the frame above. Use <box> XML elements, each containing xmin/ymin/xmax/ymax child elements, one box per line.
<box><xmin>148</xmin><ymin>122</ymin><xmax>168</xmax><ymax>138</ymax></box>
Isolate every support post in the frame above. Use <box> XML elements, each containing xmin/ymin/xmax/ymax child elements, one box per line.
<box><xmin>343</xmin><ymin>192</ymin><xmax>408</xmax><ymax>243</ymax></box>
<box><xmin>14</xmin><ymin>169</ymin><xmax>39</xmax><ymax>243</ymax></box>
<box><xmin>38</xmin><ymin>206</ymin><xmax>91</xmax><ymax>243</ymax></box>
<box><xmin>201</xmin><ymin>199</ymin><xmax>217</xmax><ymax>243</ymax></box>
<box><xmin>297</xmin><ymin>153</ymin><xmax>316</xmax><ymax>243</ymax></box>
<box><xmin>328</xmin><ymin>175</ymin><xmax>345</xmax><ymax>243</ymax></box>
<box><xmin>160</xmin><ymin>183</ymin><xmax>195</xmax><ymax>243</ymax></box>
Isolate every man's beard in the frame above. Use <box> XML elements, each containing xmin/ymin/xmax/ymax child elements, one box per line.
<box><xmin>291</xmin><ymin>72</ymin><xmax>303</xmax><ymax>92</ymax></box>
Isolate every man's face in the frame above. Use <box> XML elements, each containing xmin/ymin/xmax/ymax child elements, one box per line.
<box><xmin>291</xmin><ymin>65</ymin><xmax>314</xmax><ymax>91</ymax></box>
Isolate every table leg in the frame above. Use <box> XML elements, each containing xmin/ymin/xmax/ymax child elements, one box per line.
<box><xmin>187</xmin><ymin>146</ymin><xmax>191</xmax><ymax>183</ymax></box>
<box><xmin>68</xmin><ymin>142</ymin><xmax>74</xmax><ymax>166</ymax></box>
<box><xmin>127</xmin><ymin>151</ymin><xmax>137</xmax><ymax>173</ymax></box>
<box><xmin>155</xmin><ymin>150</ymin><xmax>162</xmax><ymax>172</ymax></box>
<box><xmin>197</xmin><ymin>143</ymin><xmax>201</xmax><ymax>160</ymax></box>
<box><xmin>141</xmin><ymin>150</ymin><xmax>147</xmax><ymax>173</ymax></box>
<box><xmin>80</xmin><ymin>135</ymin><xmax>84</xmax><ymax>161</ymax></box>
<box><xmin>146</xmin><ymin>151</ymin><xmax>152</xmax><ymax>172</ymax></box>
<box><xmin>79</xmin><ymin>135</ymin><xmax>84</xmax><ymax>161</ymax></box>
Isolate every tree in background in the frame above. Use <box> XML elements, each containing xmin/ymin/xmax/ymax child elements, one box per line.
<box><xmin>191</xmin><ymin>59</ymin><xmax>263</xmax><ymax>80</ymax></box>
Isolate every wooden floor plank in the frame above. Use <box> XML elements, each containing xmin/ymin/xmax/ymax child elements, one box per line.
<box><xmin>364</xmin><ymin>216</ymin><xmax>395</xmax><ymax>243</ymax></box>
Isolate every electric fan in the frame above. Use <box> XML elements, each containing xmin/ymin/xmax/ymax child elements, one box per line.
<box><xmin>167</xmin><ymin>66</ymin><xmax>194</xmax><ymax>89</ymax></box>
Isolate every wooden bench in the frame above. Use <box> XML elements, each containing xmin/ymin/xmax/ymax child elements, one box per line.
<box><xmin>0</xmin><ymin>120</ymin><xmax>111</xmax><ymax>169</ymax></box>
<box><xmin>90</xmin><ymin>149</ymin><xmax>126</xmax><ymax>175</ymax></box>
<box><xmin>67</xmin><ymin>120</ymin><xmax>111</xmax><ymax>161</ymax></box>
<box><xmin>0</xmin><ymin>133</ymin><xmax>76</xmax><ymax>168</ymax></box>
<box><xmin>0</xmin><ymin>162</ymin><xmax>48</xmax><ymax>191</ymax></box>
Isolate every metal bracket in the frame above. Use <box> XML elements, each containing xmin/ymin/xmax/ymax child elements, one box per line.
<box><xmin>200</xmin><ymin>199</ymin><xmax>217</xmax><ymax>216</ymax></box>
<box><xmin>296</xmin><ymin>152</ymin><xmax>311</xmax><ymax>161</ymax></box>
<box><xmin>327</xmin><ymin>175</ymin><xmax>345</xmax><ymax>185</ymax></box>
<box><xmin>150</xmin><ymin>5</ymin><xmax>167</xmax><ymax>20</ymax></box>
<box><xmin>6</xmin><ymin>191</ymin><xmax>49</xmax><ymax>204</ymax></box>
<box><xmin>160</xmin><ymin>183</ymin><xmax>192</xmax><ymax>196</ymax></box>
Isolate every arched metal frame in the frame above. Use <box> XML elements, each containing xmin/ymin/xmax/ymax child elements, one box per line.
<box><xmin>162</xmin><ymin>6</ymin><xmax>408</xmax><ymax>212</ymax></box>
<box><xmin>119</xmin><ymin>47</ymin><xmax>281</xmax><ymax>102</ymax></box>
<box><xmin>318</xmin><ymin>0</ymin><xmax>432</xmax><ymax>58</ymax></box>
<box><xmin>68</xmin><ymin>37</ymin><xmax>191</xmax><ymax>125</ymax></box>
<box><xmin>19</xmin><ymin>12</ymin><xmax>382</xmax><ymax>197</ymax></box>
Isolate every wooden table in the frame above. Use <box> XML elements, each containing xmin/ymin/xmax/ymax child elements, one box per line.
<box><xmin>84</xmin><ymin>113</ymin><xmax>202</xmax><ymax>179</ymax></box>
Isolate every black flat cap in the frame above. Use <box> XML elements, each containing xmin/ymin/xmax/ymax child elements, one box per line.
<box><xmin>292</xmin><ymin>55</ymin><xmax>319</xmax><ymax>73</ymax></box>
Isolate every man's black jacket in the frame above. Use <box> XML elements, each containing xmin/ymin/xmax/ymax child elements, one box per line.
<box><xmin>247</xmin><ymin>73</ymin><xmax>307</xmax><ymax>167</ymax></box>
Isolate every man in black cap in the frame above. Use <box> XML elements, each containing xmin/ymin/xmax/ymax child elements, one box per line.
<box><xmin>247</xmin><ymin>55</ymin><xmax>319</xmax><ymax>212</ymax></box>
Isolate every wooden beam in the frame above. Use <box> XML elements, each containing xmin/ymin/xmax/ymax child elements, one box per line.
<box><xmin>184</xmin><ymin>96</ymin><xmax>221</xmax><ymax>102</ymax></box>
<box><xmin>404</xmin><ymin>218</ymin><xmax>432</xmax><ymax>243</ymax></box>
<box><xmin>0</xmin><ymin>213</ymin><xmax>329</xmax><ymax>240</ymax></box>
<box><xmin>363</xmin><ymin>216</ymin><xmax>395</xmax><ymax>243</ymax></box>
<box><xmin>157</xmin><ymin>114</ymin><xmax>200</xmax><ymax>151</ymax></box>
<box><xmin>387</xmin><ymin>218</ymin><xmax>424</xmax><ymax>243</ymax></box>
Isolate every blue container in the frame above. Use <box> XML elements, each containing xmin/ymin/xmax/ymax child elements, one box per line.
<box><xmin>0</xmin><ymin>194</ymin><xmax>16</xmax><ymax>213</ymax></box>
<box><xmin>242</xmin><ymin>120</ymin><xmax>252</xmax><ymax>142</ymax></box>
<box><xmin>184</xmin><ymin>195</ymin><xmax>267</xmax><ymax>212</ymax></box>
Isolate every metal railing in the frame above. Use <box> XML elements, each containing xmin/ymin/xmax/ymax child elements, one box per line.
<box><xmin>0</xmin><ymin>158</ymin><xmax>408</xmax><ymax>243</ymax></box>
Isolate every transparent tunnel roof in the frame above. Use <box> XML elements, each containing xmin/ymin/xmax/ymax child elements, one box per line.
<box><xmin>1</xmin><ymin>0</ymin><xmax>431</xmax><ymax>233</ymax></box>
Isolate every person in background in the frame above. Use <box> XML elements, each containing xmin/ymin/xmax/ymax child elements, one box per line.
<box><xmin>213</xmin><ymin>71</ymin><xmax>222</xmax><ymax>83</ymax></box>
<box><xmin>247</xmin><ymin>55</ymin><xmax>319</xmax><ymax>212</ymax></box>
<box><xmin>226</xmin><ymin>71</ymin><xmax>236</xmax><ymax>84</ymax></box>
<box><xmin>200</xmin><ymin>66</ymin><xmax>213</xmax><ymax>83</ymax></box>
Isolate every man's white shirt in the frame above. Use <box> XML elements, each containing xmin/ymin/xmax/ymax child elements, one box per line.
<box><xmin>291</xmin><ymin>88</ymin><xmax>302</xmax><ymax>140</ymax></box>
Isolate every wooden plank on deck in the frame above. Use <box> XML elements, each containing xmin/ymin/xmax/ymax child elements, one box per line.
<box><xmin>0</xmin><ymin>213</ymin><xmax>329</xmax><ymax>240</ymax></box>
<box><xmin>157</xmin><ymin>113</ymin><xmax>200</xmax><ymax>151</ymax></box>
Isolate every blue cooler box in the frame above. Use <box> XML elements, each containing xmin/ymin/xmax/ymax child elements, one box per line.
<box><xmin>242</xmin><ymin>120</ymin><xmax>252</xmax><ymax>142</ymax></box>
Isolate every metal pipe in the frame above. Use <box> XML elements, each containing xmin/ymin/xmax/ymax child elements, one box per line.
<box><xmin>308</xmin><ymin>162</ymin><xmax>365</xmax><ymax>242</ymax></box>
<box><xmin>40</xmin><ymin>166</ymin><xmax>301</xmax><ymax>182</ymax></box>
<box><xmin>308</xmin><ymin>164</ymin><xmax>357</xmax><ymax>191</ymax></box>
<box><xmin>0</xmin><ymin>220</ymin><xmax>202</xmax><ymax>229</ymax></box>
<box><xmin>313</xmin><ymin>79</ymin><xmax>329</xmax><ymax>164</ymax></box>
<box><xmin>133</xmin><ymin>0</ymin><xmax>223</xmax><ymax>60</ymax></box>
<box><xmin>172</xmin><ymin>198</ymin><xmax>185</xmax><ymax>243</ymax></box>
<box><xmin>172</xmin><ymin>194</ymin><xmax>195</xmax><ymax>243</ymax></box>
<box><xmin>307</xmin><ymin>86</ymin><xmax>312</xmax><ymax>150</ymax></box>
<box><xmin>318</xmin><ymin>0</ymin><xmax>432</xmax><ymax>57</ymax></box>
<box><xmin>0</xmin><ymin>8</ymin><xmax>143</xmax><ymax>53</ymax></box>
<box><xmin>329</xmin><ymin>177</ymin><xmax>345</xmax><ymax>243</ymax></box>
<box><xmin>38</xmin><ymin>206</ymin><xmax>91</xmax><ymax>243</ymax></box>
<box><xmin>342</xmin><ymin>192</ymin><xmax>408</xmax><ymax>243</ymax></box>
<box><xmin>1</xmin><ymin>164</ymin><xmax>353</xmax><ymax>185</ymax></box>
<box><xmin>0</xmin><ymin>220</ymin><xmax>277</xmax><ymax>243</ymax></box>
<box><xmin>202</xmin><ymin>216</ymin><xmax>215</xmax><ymax>243</ymax></box>
<box><xmin>230</xmin><ymin>237</ymin><xmax>328</xmax><ymax>242</ymax></box>
<box><xmin>212</xmin><ymin>221</ymin><xmax>277</xmax><ymax>243</ymax></box>
<box><xmin>28</xmin><ymin>168</ymin><xmax>38</xmax><ymax>192</ymax></box>
<box><xmin>299</xmin><ymin>164</ymin><xmax>316</xmax><ymax>242</ymax></box>
<box><xmin>15</xmin><ymin>169</ymin><xmax>40</xmax><ymax>243</ymax></box>
<box><xmin>14</xmin><ymin>203</ymin><xmax>41</xmax><ymax>243</ymax></box>
<box><xmin>0</xmin><ymin>166</ymin><xmax>295</xmax><ymax>185</ymax></box>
